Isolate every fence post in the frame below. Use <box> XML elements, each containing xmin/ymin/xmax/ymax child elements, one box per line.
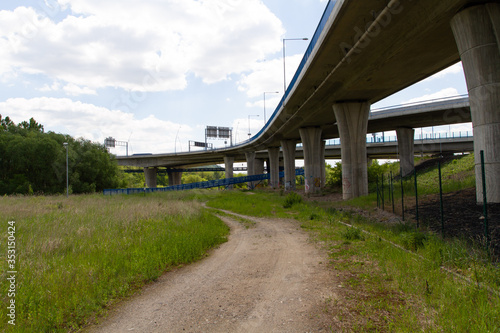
<box><xmin>438</xmin><ymin>161</ymin><xmax>444</xmax><ymax>238</ymax></box>
<box><xmin>480</xmin><ymin>150</ymin><xmax>489</xmax><ymax>253</ymax></box>
<box><xmin>381</xmin><ymin>174</ymin><xmax>385</xmax><ymax>211</ymax></box>
<box><xmin>390</xmin><ymin>171</ymin><xmax>395</xmax><ymax>213</ymax></box>
<box><xmin>414</xmin><ymin>168</ymin><xmax>419</xmax><ymax>228</ymax></box>
<box><xmin>400</xmin><ymin>167</ymin><xmax>405</xmax><ymax>221</ymax></box>
<box><xmin>376</xmin><ymin>176</ymin><xmax>380</xmax><ymax>208</ymax></box>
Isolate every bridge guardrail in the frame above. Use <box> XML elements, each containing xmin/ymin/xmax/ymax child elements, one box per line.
<box><xmin>104</xmin><ymin>169</ymin><xmax>305</xmax><ymax>195</ymax></box>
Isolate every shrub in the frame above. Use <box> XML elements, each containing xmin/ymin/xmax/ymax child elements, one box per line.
<box><xmin>341</xmin><ymin>227</ymin><xmax>365</xmax><ymax>241</ymax></box>
<box><xmin>283</xmin><ymin>191</ymin><xmax>303</xmax><ymax>208</ymax></box>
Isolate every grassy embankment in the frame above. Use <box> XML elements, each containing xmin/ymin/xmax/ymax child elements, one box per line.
<box><xmin>347</xmin><ymin>153</ymin><xmax>476</xmax><ymax>210</ymax></box>
<box><xmin>206</xmin><ymin>155</ymin><xmax>499</xmax><ymax>332</ymax></box>
<box><xmin>0</xmin><ymin>192</ymin><xmax>229</xmax><ymax>332</ymax></box>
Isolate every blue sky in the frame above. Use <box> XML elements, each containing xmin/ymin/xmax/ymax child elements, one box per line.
<box><xmin>0</xmin><ymin>0</ymin><xmax>470</xmax><ymax>155</ymax></box>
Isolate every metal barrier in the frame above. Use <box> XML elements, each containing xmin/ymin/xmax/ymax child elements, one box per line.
<box><xmin>104</xmin><ymin>169</ymin><xmax>305</xmax><ymax>196</ymax></box>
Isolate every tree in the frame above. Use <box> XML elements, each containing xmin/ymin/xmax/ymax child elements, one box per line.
<box><xmin>0</xmin><ymin>117</ymin><xmax>122</xmax><ymax>195</ymax></box>
<box><xmin>0</xmin><ymin>115</ymin><xmax>15</xmax><ymax>131</ymax></box>
<box><xmin>17</xmin><ymin>118</ymin><xmax>44</xmax><ymax>132</ymax></box>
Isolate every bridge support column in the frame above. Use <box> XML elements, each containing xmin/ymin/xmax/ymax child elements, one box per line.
<box><xmin>255</xmin><ymin>158</ymin><xmax>265</xmax><ymax>175</ymax></box>
<box><xmin>268</xmin><ymin>147</ymin><xmax>280</xmax><ymax>189</ymax></box>
<box><xmin>167</xmin><ymin>169</ymin><xmax>182</xmax><ymax>186</ymax></box>
<box><xmin>321</xmin><ymin>140</ymin><xmax>326</xmax><ymax>189</ymax></box>
<box><xmin>451</xmin><ymin>3</ymin><xmax>500</xmax><ymax>203</ymax></box>
<box><xmin>144</xmin><ymin>167</ymin><xmax>157</xmax><ymax>188</ymax></box>
<box><xmin>224</xmin><ymin>156</ymin><xmax>234</xmax><ymax>190</ymax></box>
<box><xmin>245</xmin><ymin>152</ymin><xmax>256</xmax><ymax>189</ymax></box>
<box><xmin>299</xmin><ymin>127</ymin><xmax>323</xmax><ymax>194</ymax></box>
<box><xmin>396</xmin><ymin>127</ymin><xmax>415</xmax><ymax>177</ymax></box>
<box><xmin>333</xmin><ymin>102</ymin><xmax>370</xmax><ymax>199</ymax></box>
<box><xmin>281</xmin><ymin>140</ymin><xmax>297</xmax><ymax>190</ymax></box>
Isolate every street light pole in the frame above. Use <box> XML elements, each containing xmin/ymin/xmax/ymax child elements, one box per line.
<box><xmin>283</xmin><ymin>37</ymin><xmax>308</xmax><ymax>93</ymax></box>
<box><xmin>175</xmin><ymin>126</ymin><xmax>181</xmax><ymax>153</ymax></box>
<box><xmin>248</xmin><ymin>114</ymin><xmax>259</xmax><ymax>138</ymax></box>
<box><xmin>63</xmin><ymin>142</ymin><xmax>68</xmax><ymax>197</ymax></box>
<box><xmin>263</xmin><ymin>91</ymin><xmax>279</xmax><ymax>124</ymax></box>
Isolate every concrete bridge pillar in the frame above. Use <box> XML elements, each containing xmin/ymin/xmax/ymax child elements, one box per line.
<box><xmin>144</xmin><ymin>167</ymin><xmax>157</xmax><ymax>188</ymax></box>
<box><xmin>299</xmin><ymin>127</ymin><xmax>323</xmax><ymax>194</ymax></box>
<box><xmin>224</xmin><ymin>156</ymin><xmax>234</xmax><ymax>190</ymax></box>
<box><xmin>451</xmin><ymin>3</ymin><xmax>500</xmax><ymax>203</ymax></box>
<box><xmin>321</xmin><ymin>140</ymin><xmax>326</xmax><ymax>189</ymax></box>
<box><xmin>333</xmin><ymin>101</ymin><xmax>370</xmax><ymax>199</ymax></box>
<box><xmin>268</xmin><ymin>147</ymin><xmax>280</xmax><ymax>189</ymax></box>
<box><xmin>279</xmin><ymin>158</ymin><xmax>285</xmax><ymax>186</ymax></box>
<box><xmin>255</xmin><ymin>159</ymin><xmax>265</xmax><ymax>174</ymax></box>
<box><xmin>167</xmin><ymin>169</ymin><xmax>182</xmax><ymax>186</ymax></box>
<box><xmin>281</xmin><ymin>140</ymin><xmax>297</xmax><ymax>190</ymax></box>
<box><xmin>245</xmin><ymin>152</ymin><xmax>256</xmax><ymax>189</ymax></box>
<box><xmin>396</xmin><ymin>127</ymin><xmax>415</xmax><ymax>177</ymax></box>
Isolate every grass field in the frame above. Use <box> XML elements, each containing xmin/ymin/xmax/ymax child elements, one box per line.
<box><xmin>0</xmin><ymin>193</ymin><xmax>229</xmax><ymax>332</ymax></box>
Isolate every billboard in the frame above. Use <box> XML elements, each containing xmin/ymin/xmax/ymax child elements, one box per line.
<box><xmin>194</xmin><ymin>141</ymin><xmax>207</xmax><ymax>147</ymax></box>
<box><xmin>104</xmin><ymin>137</ymin><xmax>116</xmax><ymax>148</ymax></box>
<box><xmin>218</xmin><ymin>127</ymin><xmax>231</xmax><ymax>138</ymax></box>
<box><xmin>206</xmin><ymin>126</ymin><xmax>218</xmax><ymax>138</ymax></box>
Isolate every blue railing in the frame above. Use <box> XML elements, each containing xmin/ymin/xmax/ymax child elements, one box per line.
<box><xmin>104</xmin><ymin>169</ymin><xmax>305</xmax><ymax>195</ymax></box>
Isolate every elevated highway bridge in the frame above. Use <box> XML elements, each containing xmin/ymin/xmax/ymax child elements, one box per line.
<box><xmin>117</xmin><ymin>0</ymin><xmax>499</xmax><ymax>203</ymax></box>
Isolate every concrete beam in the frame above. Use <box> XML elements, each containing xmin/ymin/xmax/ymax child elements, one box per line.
<box><xmin>144</xmin><ymin>167</ymin><xmax>157</xmax><ymax>188</ymax></box>
<box><xmin>451</xmin><ymin>3</ymin><xmax>500</xmax><ymax>203</ymax></box>
<box><xmin>396</xmin><ymin>127</ymin><xmax>415</xmax><ymax>177</ymax></box>
<box><xmin>299</xmin><ymin>127</ymin><xmax>323</xmax><ymax>194</ymax></box>
<box><xmin>281</xmin><ymin>140</ymin><xmax>297</xmax><ymax>190</ymax></box>
<box><xmin>268</xmin><ymin>147</ymin><xmax>280</xmax><ymax>189</ymax></box>
<box><xmin>224</xmin><ymin>156</ymin><xmax>234</xmax><ymax>190</ymax></box>
<box><xmin>333</xmin><ymin>102</ymin><xmax>370</xmax><ymax>200</ymax></box>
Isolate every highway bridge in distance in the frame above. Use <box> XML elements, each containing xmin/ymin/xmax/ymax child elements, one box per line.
<box><xmin>117</xmin><ymin>0</ymin><xmax>499</xmax><ymax>203</ymax></box>
<box><xmin>117</xmin><ymin>97</ymin><xmax>473</xmax><ymax>185</ymax></box>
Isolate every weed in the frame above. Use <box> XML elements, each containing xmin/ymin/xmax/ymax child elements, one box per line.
<box><xmin>341</xmin><ymin>227</ymin><xmax>365</xmax><ymax>241</ymax></box>
<box><xmin>283</xmin><ymin>191</ymin><xmax>303</xmax><ymax>208</ymax></box>
<box><xmin>400</xmin><ymin>231</ymin><xmax>427</xmax><ymax>251</ymax></box>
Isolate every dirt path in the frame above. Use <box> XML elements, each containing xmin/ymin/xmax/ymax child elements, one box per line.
<box><xmin>84</xmin><ymin>211</ymin><xmax>338</xmax><ymax>332</ymax></box>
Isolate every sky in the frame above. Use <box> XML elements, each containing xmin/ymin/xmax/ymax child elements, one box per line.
<box><xmin>0</xmin><ymin>0</ymin><xmax>471</xmax><ymax>156</ymax></box>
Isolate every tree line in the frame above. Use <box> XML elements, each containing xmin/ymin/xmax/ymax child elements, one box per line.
<box><xmin>0</xmin><ymin>115</ymin><xmax>124</xmax><ymax>195</ymax></box>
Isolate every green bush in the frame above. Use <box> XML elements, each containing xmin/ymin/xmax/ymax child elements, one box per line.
<box><xmin>283</xmin><ymin>191</ymin><xmax>303</xmax><ymax>208</ymax></box>
<box><xmin>341</xmin><ymin>227</ymin><xmax>365</xmax><ymax>241</ymax></box>
<box><xmin>400</xmin><ymin>232</ymin><xmax>427</xmax><ymax>251</ymax></box>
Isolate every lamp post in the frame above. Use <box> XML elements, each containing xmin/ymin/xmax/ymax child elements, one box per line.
<box><xmin>248</xmin><ymin>114</ymin><xmax>259</xmax><ymax>138</ymax></box>
<box><xmin>175</xmin><ymin>126</ymin><xmax>181</xmax><ymax>153</ymax></box>
<box><xmin>263</xmin><ymin>91</ymin><xmax>279</xmax><ymax>124</ymax></box>
<box><xmin>63</xmin><ymin>142</ymin><xmax>68</xmax><ymax>197</ymax></box>
<box><xmin>283</xmin><ymin>37</ymin><xmax>309</xmax><ymax>93</ymax></box>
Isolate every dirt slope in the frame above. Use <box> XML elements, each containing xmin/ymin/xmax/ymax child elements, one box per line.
<box><xmin>84</xmin><ymin>212</ymin><xmax>339</xmax><ymax>332</ymax></box>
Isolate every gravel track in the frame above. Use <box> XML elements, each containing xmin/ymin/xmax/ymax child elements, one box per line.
<box><xmin>84</xmin><ymin>211</ymin><xmax>338</xmax><ymax>332</ymax></box>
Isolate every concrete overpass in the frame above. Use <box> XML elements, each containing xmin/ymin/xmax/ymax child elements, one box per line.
<box><xmin>119</xmin><ymin>97</ymin><xmax>472</xmax><ymax>187</ymax></box>
<box><xmin>118</xmin><ymin>0</ymin><xmax>499</xmax><ymax>203</ymax></box>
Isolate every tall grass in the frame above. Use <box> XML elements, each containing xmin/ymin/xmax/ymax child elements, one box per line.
<box><xmin>0</xmin><ymin>193</ymin><xmax>229</xmax><ymax>332</ymax></box>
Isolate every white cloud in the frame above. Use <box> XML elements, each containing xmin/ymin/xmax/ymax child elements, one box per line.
<box><xmin>238</xmin><ymin>54</ymin><xmax>303</xmax><ymax>99</ymax></box>
<box><xmin>62</xmin><ymin>83</ymin><xmax>96</xmax><ymax>96</ymax></box>
<box><xmin>0</xmin><ymin>1</ymin><xmax>285</xmax><ymax>93</ymax></box>
<box><xmin>0</xmin><ymin>97</ymin><xmax>192</xmax><ymax>154</ymax></box>
<box><xmin>403</xmin><ymin>88</ymin><xmax>460</xmax><ymax>104</ymax></box>
<box><xmin>423</xmin><ymin>62</ymin><xmax>464</xmax><ymax>81</ymax></box>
